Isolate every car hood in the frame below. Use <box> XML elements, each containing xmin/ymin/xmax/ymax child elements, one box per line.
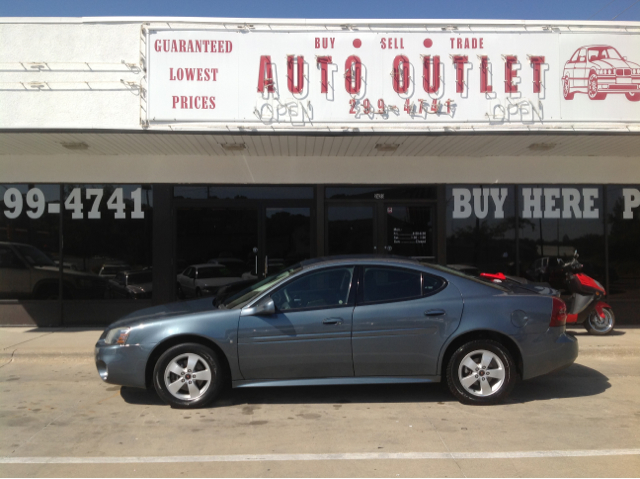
<box><xmin>590</xmin><ymin>58</ymin><xmax>638</xmax><ymax>69</ymax></box>
<box><xmin>127</xmin><ymin>282</ymin><xmax>153</xmax><ymax>293</ymax></box>
<box><xmin>35</xmin><ymin>265</ymin><xmax>102</xmax><ymax>280</ymax></box>
<box><xmin>108</xmin><ymin>297</ymin><xmax>222</xmax><ymax>328</ymax></box>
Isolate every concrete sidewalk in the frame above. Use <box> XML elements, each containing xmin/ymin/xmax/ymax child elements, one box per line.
<box><xmin>0</xmin><ymin>327</ymin><xmax>103</xmax><ymax>362</ymax></box>
<box><xmin>1</xmin><ymin>325</ymin><xmax>639</xmax><ymax>363</ymax></box>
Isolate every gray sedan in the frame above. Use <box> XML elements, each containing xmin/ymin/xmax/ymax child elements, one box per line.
<box><xmin>95</xmin><ymin>256</ymin><xmax>578</xmax><ymax>407</ymax></box>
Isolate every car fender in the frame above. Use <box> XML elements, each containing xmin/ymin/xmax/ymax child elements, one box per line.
<box><xmin>436</xmin><ymin>292</ymin><xmax>553</xmax><ymax>377</ymax></box>
<box><xmin>129</xmin><ymin>308</ymin><xmax>243</xmax><ymax>384</ymax></box>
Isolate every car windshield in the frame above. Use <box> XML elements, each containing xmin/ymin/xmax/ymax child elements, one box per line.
<box><xmin>103</xmin><ymin>265</ymin><xmax>129</xmax><ymax>275</ymax></box>
<box><xmin>424</xmin><ymin>263</ymin><xmax>510</xmax><ymax>292</ymax></box>
<box><xmin>198</xmin><ymin>266</ymin><xmax>230</xmax><ymax>279</ymax></box>
<box><xmin>588</xmin><ymin>47</ymin><xmax>623</xmax><ymax>61</ymax></box>
<box><xmin>220</xmin><ymin>265</ymin><xmax>303</xmax><ymax>309</ymax></box>
<box><xmin>14</xmin><ymin>245</ymin><xmax>56</xmax><ymax>267</ymax></box>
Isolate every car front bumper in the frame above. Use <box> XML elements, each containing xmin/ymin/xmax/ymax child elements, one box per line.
<box><xmin>94</xmin><ymin>341</ymin><xmax>154</xmax><ymax>389</ymax></box>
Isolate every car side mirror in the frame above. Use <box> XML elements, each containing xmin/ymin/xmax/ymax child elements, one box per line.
<box><xmin>241</xmin><ymin>297</ymin><xmax>276</xmax><ymax>316</ymax></box>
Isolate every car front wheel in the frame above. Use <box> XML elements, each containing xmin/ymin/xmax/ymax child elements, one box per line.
<box><xmin>153</xmin><ymin>343</ymin><xmax>224</xmax><ymax>408</ymax></box>
<box><xmin>588</xmin><ymin>73</ymin><xmax>606</xmax><ymax>100</ymax></box>
<box><xmin>446</xmin><ymin>340</ymin><xmax>516</xmax><ymax>405</ymax></box>
<box><xmin>562</xmin><ymin>77</ymin><xmax>574</xmax><ymax>100</ymax></box>
<box><xmin>625</xmin><ymin>92</ymin><xmax>640</xmax><ymax>102</ymax></box>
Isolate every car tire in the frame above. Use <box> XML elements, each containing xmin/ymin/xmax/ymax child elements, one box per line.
<box><xmin>562</xmin><ymin>77</ymin><xmax>574</xmax><ymax>100</ymax></box>
<box><xmin>625</xmin><ymin>92</ymin><xmax>640</xmax><ymax>102</ymax></box>
<box><xmin>176</xmin><ymin>284</ymin><xmax>185</xmax><ymax>300</ymax></box>
<box><xmin>584</xmin><ymin>308</ymin><xmax>615</xmax><ymax>335</ymax></box>
<box><xmin>446</xmin><ymin>340</ymin><xmax>516</xmax><ymax>405</ymax></box>
<box><xmin>153</xmin><ymin>343</ymin><xmax>224</xmax><ymax>409</ymax></box>
<box><xmin>588</xmin><ymin>73</ymin><xmax>606</xmax><ymax>100</ymax></box>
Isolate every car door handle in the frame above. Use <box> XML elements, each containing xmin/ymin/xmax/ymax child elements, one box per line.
<box><xmin>323</xmin><ymin>318</ymin><xmax>343</xmax><ymax>325</ymax></box>
<box><xmin>424</xmin><ymin>309</ymin><xmax>446</xmax><ymax>317</ymax></box>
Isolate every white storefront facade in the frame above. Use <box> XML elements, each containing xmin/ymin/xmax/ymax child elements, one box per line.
<box><xmin>0</xmin><ymin>18</ymin><xmax>639</xmax><ymax>326</ymax></box>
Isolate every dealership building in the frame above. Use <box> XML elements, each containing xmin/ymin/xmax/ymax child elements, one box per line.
<box><xmin>0</xmin><ymin>17</ymin><xmax>639</xmax><ymax>327</ymax></box>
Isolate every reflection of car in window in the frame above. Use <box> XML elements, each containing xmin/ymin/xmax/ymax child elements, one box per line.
<box><xmin>562</xmin><ymin>45</ymin><xmax>640</xmax><ymax>101</ymax></box>
<box><xmin>0</xmin><ymin>241</ymin><xmax>107</xmax><ymax>299</ymax></box>
<box><xmin>107</xmin><ymin>270</ymin><xmax>152</xmax><ymax>299</ymax></box>
<box><xmin>98</xmin><ymin>263</ymin><xmax>132</xmax><ymax>279</ymax></box>
<box><xmin>176</xmin><ymin>263</ymin><xmax>244</xmax><ymax>299</ymax></box>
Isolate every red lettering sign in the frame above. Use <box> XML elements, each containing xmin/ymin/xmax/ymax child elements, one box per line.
<box><xmin>504</xmin><ymin>55</ymin><xmax>518</xmax><ymax>93</ymax></box>
<box><xmin>452</xmin><ymin>55</ymin><xmax>468</xmax><ymax>93</ymax></box>
<box><xmin>529</xmin><ymin>55</ymin><xmax>545</xmax><ymax>93</ymax></box>
<box><xmin>345</xmin><ymin>55</ymin><xmax>362</xmax><ymax>94</ymax></box>
<box><xmin>480</xmin><ymin>56</ymin><xmax>493</xmax><ymax>93</ymax></box>
<box><xmin>287</xmin><ymin>55</ymin><xmax>305</xmax><ymax>94</ymax></box>
<box><xmin>392</xmin><ymin>55</ymin><xmax>411</xmax><ymax>94</ymax></box>
<box><xmin>422</xmin><ymin>55</ymin><xmax>440</xmax><ymax>94</ymax></box>
<box><xmin>257</xmin><ymin>56</ymin><xmax>275</xmax><ymax>93</ymax></box>
<box><xmin>317</xmin><ymin>56</ymin><xmax>332</xmax><ymax>94</ymax></box>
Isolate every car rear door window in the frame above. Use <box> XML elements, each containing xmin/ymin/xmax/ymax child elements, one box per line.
<box><xmin>361</xmin><ymin>267</ymin><xmax>423</xmax><ymax>304</ymax></box>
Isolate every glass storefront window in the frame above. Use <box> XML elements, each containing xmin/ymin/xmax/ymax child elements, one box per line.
<box><xmin>174</xmin><ymin>185</ymin><xmax>314</xmax><ymax>200</ymax></box>
<box><xmin>606</xmin><ymin>185</ymin><xmax>640</xmax><ymax>303</ymax></box>
<box><xmin>62</xmin><ymin>185</ymin><xmax>153</xmax><ymax>300</ymax></box>
<box><xmin>446</xmin><ymin>186</ymin><xmax>516</xmax><ymax>274</ymax></box>
<box><xmin>518</xmin><ymin>185</ymin><xmax>604</xmax><ymax>291</ymax></box>
<box><xmin>0</xmin><ymin>184</ymin><xmax>61</xmax><ymax>300</ymax></box>
<box><xmin>326</xmin><ymin>186</ymin><xmax>436</xmax><ymax>200</ymax></box>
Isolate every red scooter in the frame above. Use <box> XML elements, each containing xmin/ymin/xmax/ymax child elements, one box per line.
<box><xmin>480</xmin><ymin>251</ymin><xmax>615</xmax><ymax>335</ymax></box>
<box><xmin>558</xmin><ymin>252</ymin><xmax>615</xmax><ymax>335</ymax></box>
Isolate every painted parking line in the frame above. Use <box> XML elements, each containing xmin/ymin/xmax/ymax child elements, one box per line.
<box><xmin>1</xmin><ymin>449</ymin><xmax>639</xmax><ymax>464</ymax></box>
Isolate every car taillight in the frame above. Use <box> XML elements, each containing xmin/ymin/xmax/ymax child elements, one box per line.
<box><xmin>550</xmin><ymin>297</ymin><xmax>567</xmax><ymax>327</ymax></box>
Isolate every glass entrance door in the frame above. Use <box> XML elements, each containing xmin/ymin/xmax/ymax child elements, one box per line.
<box><xmin>175</xmin><ymin>207</ymin><xmax>259</xmax><ymax>299</ymax></box>
<box><xmin>325</xmin><ymin>202</ymin><xmax>435</xmax><ymax>260</ymax></box>
<box><xmin>175</xmin><ymin>204</ymin><xmax>313</xmax><ymax>299</ymax></box>
<box><xmin>326</xmin><ymin>205</ymin><xmax>377</xmax><ymax>256</ymax></box>
<box><xmin>383</xmin><ymin>204</ymin><xmax>435</xmax><ymax>261</ymax></box>
<box><xmin>264</xmin><ymin>207</ymin><xmax>311</xmax><ymax>277</ymax></box>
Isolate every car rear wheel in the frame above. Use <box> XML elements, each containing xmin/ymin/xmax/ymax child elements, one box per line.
<box><xmin>585</xmin><ymin>308</ymin><xmax>615</xmax><ymax>335</ymax></box>
<box><xmin>625</xmin><ymin>92</ymin><xmax>640</xmax><ymax>102</ymax></box>
<box><xmin>562</xmin><ymin>77</ymin><xmax>574</xmax><ymax>100</ymax></box>
<box><xmin>153</xmin><ymin>343</ymin><xmax>224</xmax><ymax>408</ymax></box>
<box><xmin>588</xmin><ymin>73</ymin><xmax>606</xmax><ymax>100</ymax></box>
<box><xmin>446</xmin><ymin>340</ymin><xmax>516</xmax><ymax>405</ymax></box>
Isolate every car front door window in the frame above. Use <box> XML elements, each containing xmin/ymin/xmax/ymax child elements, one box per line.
<box><xmin>272</xmin><ymin>267</ymin><xmax>355</xmax><ymax>311</ymax></box>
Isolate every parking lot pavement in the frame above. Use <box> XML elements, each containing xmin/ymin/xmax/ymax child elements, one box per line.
<box><xmin>1</xmin><ymin>326</ymin><xmax>639</xmax><ymax>477</ymax></box>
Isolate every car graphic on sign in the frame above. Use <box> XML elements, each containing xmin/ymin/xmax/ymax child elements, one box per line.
<box><xmin>562</xmin><ymin>45</ymin><xmax>640</xmax><ymax>102</ymax></box>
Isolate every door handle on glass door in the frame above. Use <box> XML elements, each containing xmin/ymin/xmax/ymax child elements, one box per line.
<box><xmin>424</xmin><ymin>309</ymin><xmax>446</xmax><ymax>317</ymax></box>
<box><xmin>323</xmin><ymin>318</ymin><xmax>343</xmax><ymax>325</ymax></box>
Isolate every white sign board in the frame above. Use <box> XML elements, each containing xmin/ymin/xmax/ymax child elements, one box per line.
<box><xmin>146</xmin><ymin>26</ymin><xmax>640</xmax><ymax>131</ymax></box>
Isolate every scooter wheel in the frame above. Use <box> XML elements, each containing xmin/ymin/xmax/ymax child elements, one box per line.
<box><xmin>585</xmin><ymin>308</ymin><xmax>615</xmax><ymax>335</ymax></box>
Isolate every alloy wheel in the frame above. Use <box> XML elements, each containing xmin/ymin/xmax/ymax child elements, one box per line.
<box><xmin>163</xmin><ymin>352</ymin><xmax>213</xmax><ymax>401</ymax></box>
<box><xmin>457</xmin><ymin>349</ymin><xmax>506</xmax><ymax>397</ymax></box>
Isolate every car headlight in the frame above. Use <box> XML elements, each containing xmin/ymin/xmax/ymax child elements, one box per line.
<box><xmin>104</xmin><ymin>327</ymin><xmax>131</xmax><ymax>345</ymax></box>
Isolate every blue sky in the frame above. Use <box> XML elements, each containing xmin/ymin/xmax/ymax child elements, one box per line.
<box><xmin>1</xmin><ymin>0</ymin><xmax>639</xmax><ymax>21</ymax></box>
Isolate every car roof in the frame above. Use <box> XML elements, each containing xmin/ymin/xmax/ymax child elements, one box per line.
<box><xmin>300</xmin><ymin>255</ymin><xmax>424</xmax><ymax>270</ymax></box>
<box><xmin>191</xmin><ymin>263</ymin><xmax>226</xmax><ymax>268</ymax></box>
